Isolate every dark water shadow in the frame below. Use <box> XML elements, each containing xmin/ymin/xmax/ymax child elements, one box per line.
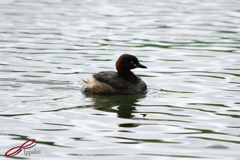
<box><xmin>85</xmin><ymin>93</ymin><xmax>147</xmax><ymax>119</ymax></box>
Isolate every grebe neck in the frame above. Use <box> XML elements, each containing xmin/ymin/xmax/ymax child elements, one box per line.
<box><xmin>117</xmin><ymin>69</ymin><xmax>138</xmax><ymax>83</ymax></box>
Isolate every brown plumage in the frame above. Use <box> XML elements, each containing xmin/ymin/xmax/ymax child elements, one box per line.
<box><xmin>82</xmin><ymin>54</ymin><xmax>147</xmax><ymax>95</ymax></box>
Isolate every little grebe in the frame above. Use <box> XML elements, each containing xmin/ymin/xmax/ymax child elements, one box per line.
<box><xmin>82</xmin><ymin>54</ymin><xmax>147</xmax><ymax>95</ymax></box>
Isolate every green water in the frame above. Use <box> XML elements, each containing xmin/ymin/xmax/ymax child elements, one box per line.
<box><xmin>0</xmin><ymin>0</ymin><xmax>240</xmax><ymax>159</ymax></box>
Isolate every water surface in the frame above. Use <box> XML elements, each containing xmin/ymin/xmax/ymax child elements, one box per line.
<box><xmin>0</xmin><ymin>0</ymin><xmax>240</xmax><ymax>159</ymax></box>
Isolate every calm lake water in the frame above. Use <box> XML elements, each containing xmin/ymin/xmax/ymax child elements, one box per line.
<box><xmin>0</xmin><ymin>0</ymin><xmax>240</xmax><ymax>159</ymax></box>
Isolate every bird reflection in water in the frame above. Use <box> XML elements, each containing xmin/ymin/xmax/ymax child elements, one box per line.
<box><xmin>85</xmin><ymin>93</ymin><xmax>146</xmax><ymax>119</ymax></box>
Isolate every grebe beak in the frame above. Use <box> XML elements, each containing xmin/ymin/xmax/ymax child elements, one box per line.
<box><xmin>137</xmin><ymin>63</ymin><xmax>147</xmax><ymax>68</ymax></box>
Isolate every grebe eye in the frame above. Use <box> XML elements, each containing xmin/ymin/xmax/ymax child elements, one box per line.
<box><xmin>131</xmin><ymin>61</ymin><xmax>137</xmax><ymax>67</ymax></box>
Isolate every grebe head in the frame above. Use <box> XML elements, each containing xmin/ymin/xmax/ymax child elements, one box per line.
<box><xmin>116</xmin><ymin>54</ymin><xmax>147</xmax><ymax>72</ymax></box>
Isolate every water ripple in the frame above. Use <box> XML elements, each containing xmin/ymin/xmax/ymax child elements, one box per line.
<box><xmin>0</xmin><ymin>0</ymin><xmax>240</xmax><ymax>159</ymax></box>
